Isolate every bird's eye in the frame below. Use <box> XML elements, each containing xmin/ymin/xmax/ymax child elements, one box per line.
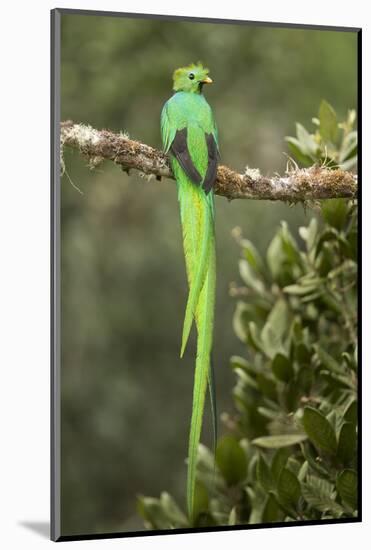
<box><xmin>189</xmin><ymin>73</ymin><xmax>195</xmax><ymax>80</ymax></box>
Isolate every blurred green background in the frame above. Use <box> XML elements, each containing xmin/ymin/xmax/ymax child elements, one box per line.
<box><xmin>60</xmin><ymin>12</ymin><xmax>357</xmax><ymax>536</ymax></box>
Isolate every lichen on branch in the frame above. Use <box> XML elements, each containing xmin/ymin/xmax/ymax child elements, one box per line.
<box><xmin>60</xmin><ymin>121</ymin><xmax>358</xmax><ymax>202</ymax></box>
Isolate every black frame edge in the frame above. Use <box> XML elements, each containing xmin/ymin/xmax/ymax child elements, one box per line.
<box><xmin>57</xmin><ymin>517</ymin><xmax>361</xmax><ymax>543</ymax></box>
<box><xmin>51</xmin><ymin>7</ymin><xmax>61</xmax><ymax>543</ymax></box>
<box><xmin>54</xmin><ymin>7</ymin><xmax>361</xmax><ymax>32</ymax></box>
<box><xmin>356</xmin><ymin>27</ymin><xmax>362</xmax><ymax>522</ymax></box>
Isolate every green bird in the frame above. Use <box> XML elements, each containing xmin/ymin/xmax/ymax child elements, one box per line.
<box><xmin>161</xmin><ymin>62</ymin><xmax>219</xmax><ymax>520</ymax></box>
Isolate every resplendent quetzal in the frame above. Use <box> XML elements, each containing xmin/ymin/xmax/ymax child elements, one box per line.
<box><xmin>161</xmin><ymin>63</ymin><xmax>219</xmax><ymax>520</ymax></box>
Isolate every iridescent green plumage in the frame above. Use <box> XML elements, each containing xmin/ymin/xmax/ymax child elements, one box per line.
<box><xmin>161</xmin><ymin>63</ymin><xmax>219</xmax><ymax>520</ymax></box>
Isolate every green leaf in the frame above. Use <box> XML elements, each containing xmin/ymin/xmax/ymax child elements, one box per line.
<box><xmin>283</xmin><ymin>283</ymin><xmax>317</xmax><ymax>296</ymax></box>
<box><xmin>230</xmin><ymin>355</ymin><xmax>256</xmax><ymax>374</ymax></box>
<box><xmin>344</xmin><ymin>400</ymin><xmax>358</xmax><ymax>424</ymax></box>
<box><xmin>284</xmin><ymin>379</ymin><xmax>300</xmax><ymax>412</ymax></box>
<box><xmin>285</xmin><ymin>137</ymin><xmax>313</xmax><ymax>167</ymax></box>
<box><xmin>322</xmin><ymin>199</ymin><xmax>348</xmax><ymax>231</ymax></box>
<box><xmin>239</xmin><ymin>259</ymin><xmax>267</xmax><ymax>297</ymax></box>
<box><xmin>266</xmin><ymin>232</ymin><xmax>285</xmax><ymax>280</ymax></box>
<box><xmin>266</xmin><ymin>299</ymin><xmax>290</xmax><ymax>339</ymax></box>
<box><xmin>216</xmin><ymin>436</ymin><xmax>247</xmax><ymax>486</ymax></box>
<box><xmin>327</xmin><ymin>259</ymin><xmax>356</xmax><ymax>281</ymax></box>
<box><xmin>233</xmin><ymin>302</ymin><xmax>254</xmax><ymax>343</ymax></box>
<box><xmin>234</xmin><ymin>367</ymin><xmax>258</xmax><ymax>390</ymax></box>
<box><xmin>247</xmin><ymin>321</ymin><xmax>264</xmax><ymax>352</ymax></box>
<box><xmin>302</xmin><ymin>475</ymin><xmax>344</xmax><ymax>515</ymax></box>
<box><xmin>228</xmin><ymin>506</ymin><xmax>238</xmax><ymax>525</ymax></box>
<box><xmin>299</xmin><ymin>218</ymin><xmax>318</xmax><ymax>252</ymax></box>
<box><xmin>342</xmin><ymin>352</ymin><xmax>357</xmax><ymax>372</ymax></box>
<box><xmin>339</xmin><ymin>130</ymin><xmax>357</xmax><ymax>163</ymax></box>
<box><xmin>196</xmin><ymin>444</ymin><xmax>225</xmax><ymax>493</ymax></box>
<box><xmin>315</xmin><ymin>346</ymin><xmax>343</xmax><ymax>375</ymax></box>
<box><xmin>271</xmin><ymin>448</ymin><xmax>290</xmax><ymax>481</ymax></box>
<box><xmin>271</xmin><ymin>353</ymin><xmax>294</xmax><ymax>382</ymax></box>
<box><xmin>277</xmin><ymin>468</ymin><xmax>301</xmax><ymax>507</ymax></box>
<box><xmin>257</xmin><ymin>454</ymin><xmax>275</xmax><ymax>492</ymax></box>
<box><xmin>315</xmin><ymin>227</ymin><xmax>339</xmax><ymax>257</ymax></box>
<box><xmin>290</xmin><ymin>318</ymin><xmax>303</xmax><ymax>341</ymax></box>
<box><xmin>298</xmin><ymin>273</ymin><xmax>324</xmax><ymax>287</ymax></box>
<box><xmin>336</xmin><ymin>470</ymin><xmax>357</xmax><ymax>509</ymax></box>
<box><xmin>137</xmin><ymin>496</ymin><xmax>173</xmax><ymax>529</ymax></box>
<box><xmin>262</xmin><ymin>493</ymin><xmax>284</xmax><ymax>523</ymax></box>
<box><xmin>192</xmin><ymin>481</ymin><xmax>209</xmax><ymax>522</ymax></box>
<box><xmin>261</xmin><ymin>322</ymin><xmax>284</xmax><ymax>359</ymax></box>
<box><xmin>160</xmin><ymin>492</ymin><xmax>189</xmax><ymax>527</ymax></box>
<box><xmin>297</xmin><ymin>460</ymin><xmax>309</xmax><ymax>482</ymax></box>
<box><xmin>300</xmin><ymin>442</ymin><xmax>329</xmax><ymax>477</ymax></box>
<box><xmin>319</xmin><ymin>100</ymin><xmax>338</xmax><ymax>143</ymax></box>
<box><xmin>246</xmin><ymin>486</ymin><xmax>266</xmax><ymax>525</ymax></box>
<box><xmin>302</xmin><ymin>407</ymin><xmax>337</xmax><ymax>455</ymax></box>
<box><xmin>320</xmin><ymin>292</ymin><xmax>344</xmax><ymax>315</ymax></box>
<box><xmin>287</xmin><ymin>457</ymin><xmax>301</xmax><ymax>475</ymax></box>
<box><xmin>258</xmin><ymin>406</ymin><xmax>279</xmax><ymax>420</ymax></box>
<box><xmin>241</xmin><ymin>238</ymin><xmax>265</xmax><ymax>274</ymax></box>
<box><xmin>340</xmin><ymin>156</ymin><xmax>357</xmax><ymax>170</ymax></box>
<box><xmin>296</xmin><ymin>122</ymin><xmax>318</xmax><ymax>155</ymax></box>
<box><xmin>256</xmin><ymin>373</ymin><xmax>277</xmax><ymax>401</ymax></box>
<box><xmin>296</xmin><ymin>366</ymin><xmax>314</xmax><ymax>394</ymax></box>
<box><xmin>252</xmin><ymin>434</ymin><xmax>307</xmax><ymax>449</ymax></box>
<box><xmin>295</xmin><ymin>343</ymin><xmax>312</xmax><ymax>366</ymax></box>
<box><xmin>337</xmin><ymin>422</ymin><xmax>357</xmax><ymax>465</ymax></box>
<box><xmin>280</xmin><ymin>221</ymin><xmax>302</xmax><ymax>266</ymax></box>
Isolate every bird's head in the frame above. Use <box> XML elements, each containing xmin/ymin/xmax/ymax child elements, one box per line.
<box><xmin>172</xmin><ymin>62</ymin><xmax>212</xmax><ymax>93</ymax></box>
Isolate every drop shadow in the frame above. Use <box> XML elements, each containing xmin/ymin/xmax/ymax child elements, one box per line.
<box><xmin>19</xmin><ymin>521</ymin><xmax>50</xmax><ymax>539</ymax></box>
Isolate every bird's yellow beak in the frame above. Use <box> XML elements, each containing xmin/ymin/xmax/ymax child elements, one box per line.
<box><xmin>201</xmin><ymin>76</ymin><xmax>213</xmax><ymax>84</ymax></box>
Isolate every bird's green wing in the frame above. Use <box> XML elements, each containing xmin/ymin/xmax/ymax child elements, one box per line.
<box><xmin>160</xmin><ymin>103</ymin><xmax>177</xmax><ymax>154</ymax></box>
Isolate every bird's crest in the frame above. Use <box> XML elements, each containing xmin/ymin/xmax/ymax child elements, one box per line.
<box><xmin>173</xmin><ymin>62</ymin><xmax>209</xmax><ymax>81</ymax></box>
<box><xmin>172</xmin><ymin>62</ymin><xmax>211</xmax><ymax>92</ymax></box>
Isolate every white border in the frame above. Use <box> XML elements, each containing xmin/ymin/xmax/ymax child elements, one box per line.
<box><xmin>0</xmin><ymin>1</ymin><xmax>368</xmax><ymax>548</ymax></box>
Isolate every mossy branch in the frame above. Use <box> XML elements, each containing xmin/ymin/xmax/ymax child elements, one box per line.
<box><xmin>60</xmin><ymin>121</ymin><xmax>358</xmax><ymax>202</ymax></box>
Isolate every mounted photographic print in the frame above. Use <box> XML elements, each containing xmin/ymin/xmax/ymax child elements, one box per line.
<box><xmin>51</xmin><ymin>8</ymin><xmax>361</xmax><ymax>542</ymax></box>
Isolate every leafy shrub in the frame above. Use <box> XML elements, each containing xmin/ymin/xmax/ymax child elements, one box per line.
<box><xmin>137</xmin><ymin>104</ymin><xmax>358</xmax><ymax>529</ymax></box>
<box><xmin>285</xmin><ymin>99</ymin><xmax>357</xmax><ymax>170</ymax></box>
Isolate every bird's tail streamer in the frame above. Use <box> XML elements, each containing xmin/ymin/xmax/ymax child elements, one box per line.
<box><xmin>175</xmin><ymin>167</ymin><xmax>216</xmax><ymax>520</ymax></box>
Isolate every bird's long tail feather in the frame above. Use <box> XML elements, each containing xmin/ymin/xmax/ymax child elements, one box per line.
<box><xmin>180</xmin><ymin>193</ymin><xmax>212</xmax><ymax>358</ymax></box>
<box><xmin>187</xmin><ymin>244</ymin><xmax>216</xmax><ymax>519</ymax></box>
<box><xmin>176</xmin><ymin>172</ymin><xmax>216</xmax><ymax>520</ymax></box>
<box><xmin>208</xmin><ymin>354</ymin><xmax>218</xmax><ymax>458</ymax></box>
